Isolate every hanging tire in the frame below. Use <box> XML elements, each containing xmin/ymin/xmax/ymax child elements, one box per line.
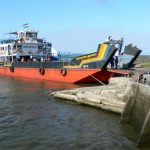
<box><xmin>60</xmin><ymin>68</ymin><xmax>67</xmax><ymax>76</ymax></box>
<box><xmin>10</xmin><ymin>66</ymin><xmax>14</xmax><ymax>72</ymax></box>
<box><xmin>39</xmin><ymin>67</ymin><xmax>45</xmax><ymax>75</ymax></box>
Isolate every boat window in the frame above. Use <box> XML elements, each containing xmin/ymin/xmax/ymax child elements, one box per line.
<box><xmin>13</xmin><ymin>45</ymin><xmax>16</xmax><ymax>50</ymax></box>
<box><xmin>26</xmin><ymin>32</ymin><xmax>30</xmax><ymax>38</ymax></box>
<box><xmin>38</xmin><ymin>46</ymin><xmax>42</xmax><ymax>49</ymax></box>
<box><xmin>47</xmin><ymin>43</ymin><xmax>52</xmax><ymax>47</ymax></box>
<box><xmin>37</xmin><ymin>39</ymin><xmax>43</xmax><ymax>43</ymax></box>
<box><xmin>26</xmin><ymin>32</ymin><xmax>37</xmax><ymax>38</ymax></box>
<box><xmin>32</xmin><ymin>33</ymin><xmax>37</xmax><ymax>38</ymax></box>
<box><xmin>17</xmin><ymin>45</ymin><xmax>22</xmax><ymax>49</ymax></box>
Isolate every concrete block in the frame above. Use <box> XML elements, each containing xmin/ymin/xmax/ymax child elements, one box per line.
<box><xmin>109</xmin><ymin>77</ymin><xmax>132</xmax><ymax>87</ymax></box>
<box><xmin>120</xmin><ymin>82</ymin><xmax>150</xmax><ymax>147</ymax></box>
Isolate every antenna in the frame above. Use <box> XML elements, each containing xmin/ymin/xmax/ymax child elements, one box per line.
<box><xmin>9</xmin><ymin>29</ymin><xmax>12</xmax><ymax>39</ymax></box>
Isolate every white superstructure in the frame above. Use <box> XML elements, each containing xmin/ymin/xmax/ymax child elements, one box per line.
<box><xmin>0</xmin><ymin>25</ymin><xmax>57</xmax><ymax>62</ymax></box>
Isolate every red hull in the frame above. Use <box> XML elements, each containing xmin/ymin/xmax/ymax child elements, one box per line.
<box><xmin>0</xmin><ymin>67</ymin><xmax>113</xmax><ymax>83</ymax></box>
<box><xmin>0</xmin><ymin>67</ymin><xmax>129</xmax><ymax>83</ymax></box>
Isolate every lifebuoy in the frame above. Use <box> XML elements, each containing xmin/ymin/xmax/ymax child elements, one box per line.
<box><xmin>10</xmin><ymin>66</ymin><xmax>14</xmax><ymax>72</ymax></box>
<box><xmin>39</xmin><ymin>67</ymin><xmax>45</xmax><ymax>75</ymax></box>
<box><xmin>61</xmin><ymin>68</ymin><xmax>67</xmax><ymax>76</ymax></box>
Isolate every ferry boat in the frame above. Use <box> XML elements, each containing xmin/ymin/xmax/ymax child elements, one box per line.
<box><xmin>0</xmin><ymin>25</ymin><xmax>142</xmax><ymax>83</ymax></box>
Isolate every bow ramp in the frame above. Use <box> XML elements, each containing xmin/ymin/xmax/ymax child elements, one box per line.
<box><xmin>65</xmin><ymin>43</ymin><xmax>118</xmax><ymax>69</ymax></box>
<box><xmin>118</xmin><ymin>44</ymin><xmax>142</xmax><ymax>69</ymax></box>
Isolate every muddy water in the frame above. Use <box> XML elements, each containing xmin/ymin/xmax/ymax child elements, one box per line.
<box><xmin>0</xmin><ymin>75</ymin><xmax>148</xmax><ymax>150</ymax></box>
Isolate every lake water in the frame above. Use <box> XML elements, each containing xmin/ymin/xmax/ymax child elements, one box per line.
<box><xmin>0</xmin><ymin>75</ymin><xmax>148</xmax><ymax>150</ymax></box>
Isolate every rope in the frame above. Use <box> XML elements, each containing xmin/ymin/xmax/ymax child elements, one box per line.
<box><xmin>82</xmin><ymin>68</ymin><xmax>106</xmax><ymax>85</ymax></box>
<box><xmin>70</xmin><ymin>61</ymin><xmax>106</xmax><ymax>85</ymax></box>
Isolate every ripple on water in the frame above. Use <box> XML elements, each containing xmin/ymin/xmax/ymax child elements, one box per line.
<box><xmin>0</xmin><ymin>76</ymin><xmax>149</xmax><ymax>150</ymax></box>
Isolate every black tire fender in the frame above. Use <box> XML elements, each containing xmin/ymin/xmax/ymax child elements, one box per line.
<box><xmin>10</xmin><ymin>66</ymin><xmax>14</xmax><ymax>72</ymax></box>
<box><xmin>39</xmin><ymin>67</ymin><xmax>45</xmax><ymax>75</ymax></box>
<box><xmin>60</xmin><ymin>68</ymin><xmax>67</xmax><ymax>76</ymax></box>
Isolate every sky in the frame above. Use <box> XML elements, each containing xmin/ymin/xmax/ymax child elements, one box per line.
<box><xmin>0</xmin><ymin>0</ymin><xmax>150</xmax><ymax>54</ymax></box>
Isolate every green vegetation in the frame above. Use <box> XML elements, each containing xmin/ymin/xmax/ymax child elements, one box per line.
<box><xmin>135</xmin><ymin>55</ymin><xmax>150</xmax><ymax>68</ymax></box>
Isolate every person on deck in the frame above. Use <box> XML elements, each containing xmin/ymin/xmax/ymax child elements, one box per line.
<box><xmin>110</xmin><ymin>57</ymin><xmax>114</xmax><ymax>68</ymax></box>
<box><xmin>114</xmin><ymin>48</ymin><xmax>119</xmax><ymax>69</ymax></box>
<box><xmin>21</xmin><ymin>57</ymin><xmax>24</xmax><ymax>62</ymax></box>
<box><xmin>114</xmin><ymin>56</ymin><xmax>118</xmax><ymax>69</ymax></box>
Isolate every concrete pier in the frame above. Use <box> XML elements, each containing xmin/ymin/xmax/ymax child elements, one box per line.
<box><xmin>51</xmin><ymin>77</ymin><xmax>132</xmax><ymax>114</ymax></box>
<box><xmin>120</xmin><ymin>82</ymin><xmax>150</xmax><ymax>147</ymax></box>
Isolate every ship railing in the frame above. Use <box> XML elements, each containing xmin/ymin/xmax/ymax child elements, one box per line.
<box><xmin>3</xmin><ymin>62</ymin><xmax>12</xmax><ymax>67</ymax></box>
<box><xmin>57</xmin><ymin>51</ymin><xmax>83</xmax><ymax>61</ymax></box>
<box><xmin>0</xmin><ymin>61</ymin><xmax>12</xmax><ymax>67</ymax></box>
<box><xmin>0</xmin><ymin>38</ymin><xmax>15</xmax><ymax>44</ymax></box>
